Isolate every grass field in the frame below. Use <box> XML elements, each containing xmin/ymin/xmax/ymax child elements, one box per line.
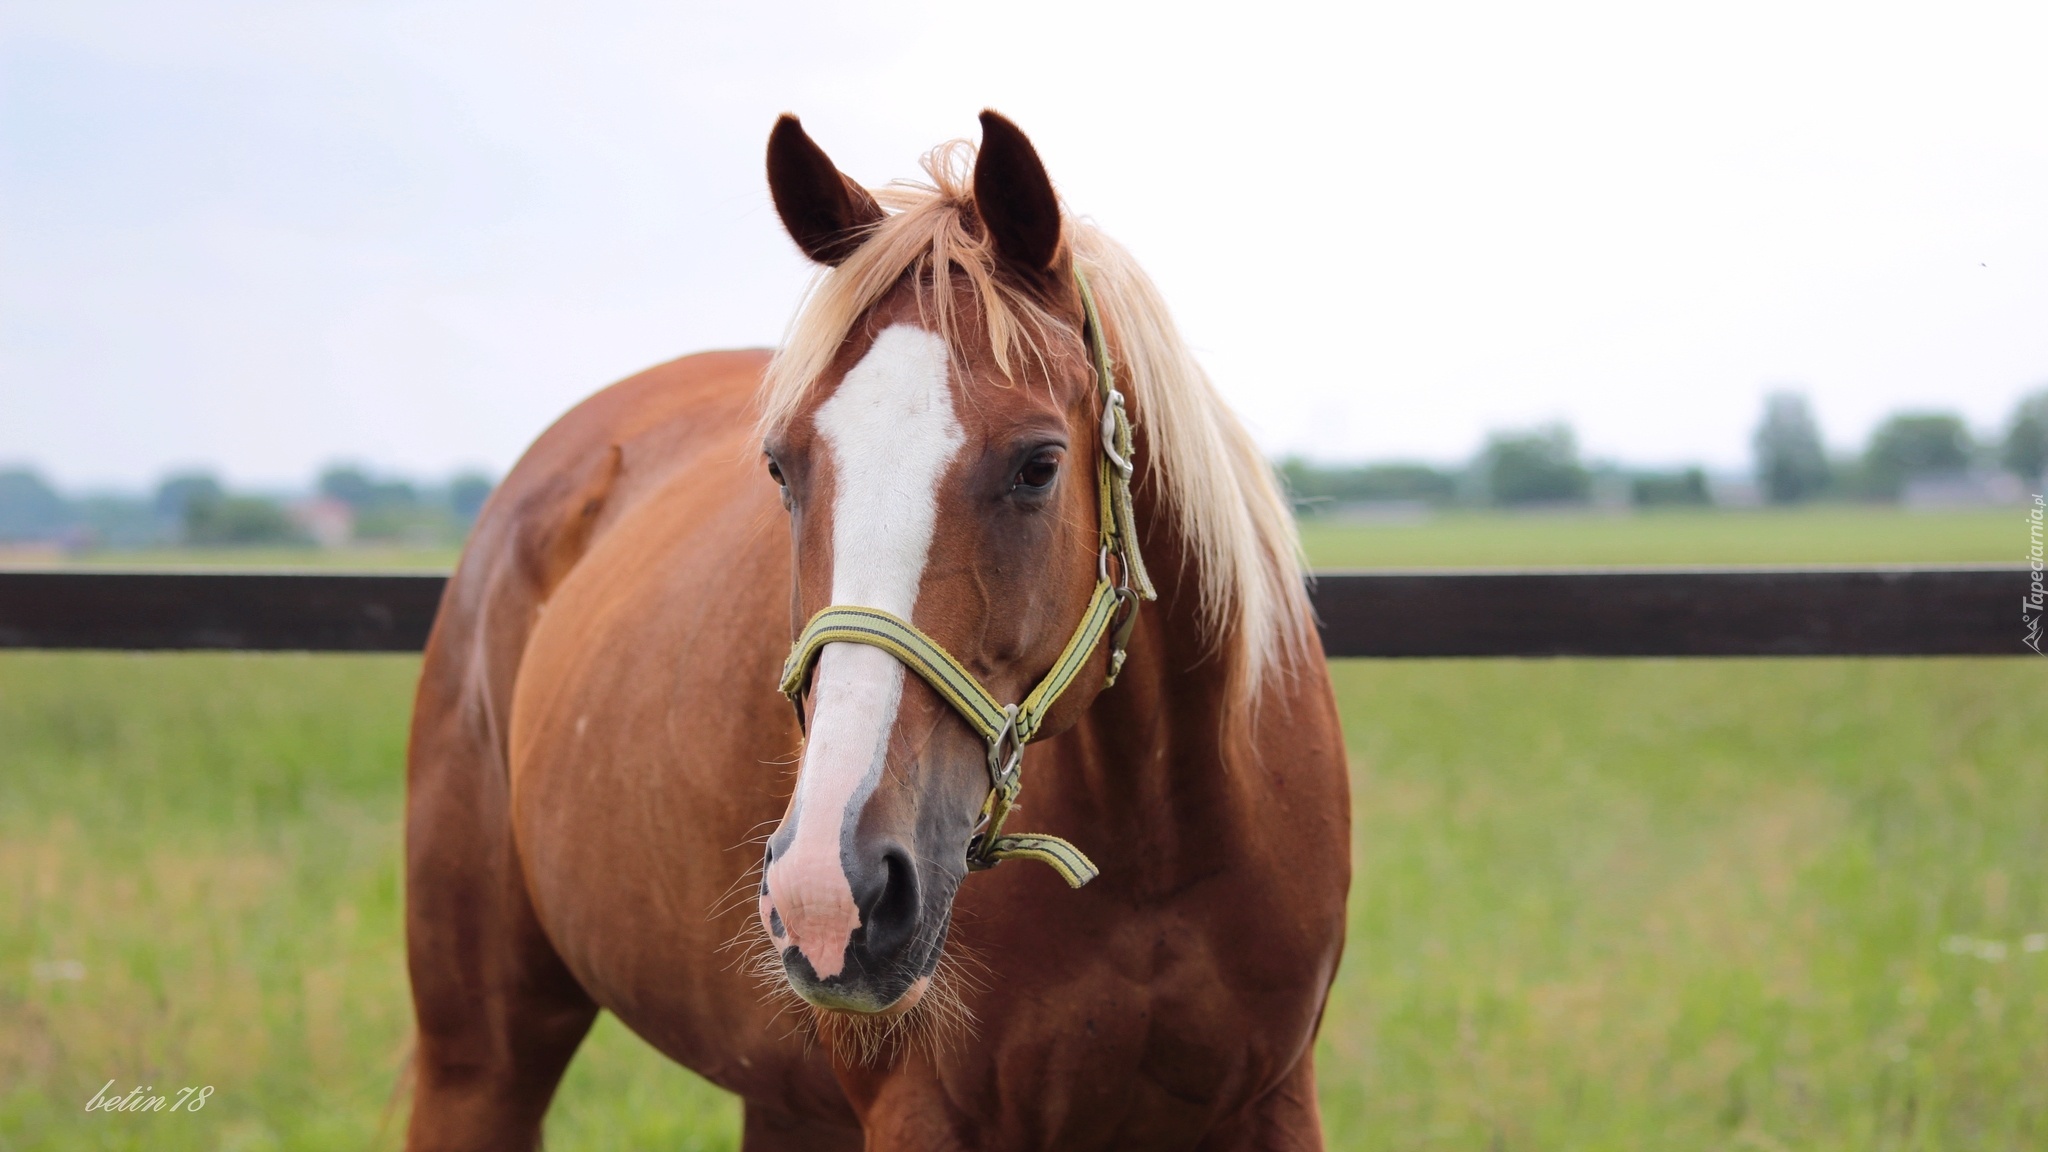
<box><xmin>3</xmin><ymin>507</ymin><xmax>2042</xmax><ymax>1149</ymax></box>
<box><xmin>20</xmin><ymin>546</ymin><xmax>463</xmax><ymax>572</ymax></box>
<box><xmin>1298</xmin><ymin>505</ymin><xmax>2020</xmax><ymax>568</ymax></box>
<box><xmin>13</xmin><ymin>505</ymin><xmax>2024</xmax><ymax>573</ymax></box>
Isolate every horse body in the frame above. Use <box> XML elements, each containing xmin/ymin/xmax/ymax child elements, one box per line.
<box><xmin>406</xmin><ymin>114</ymin><xmax>1350</xmax><ymax>1151</ymax></box>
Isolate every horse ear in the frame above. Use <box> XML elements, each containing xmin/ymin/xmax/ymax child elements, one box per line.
<box><xmin>973</xmin><ymin>110</ymin><xmax>1064</xmax><ymax>277</ymax></box>
<box><xmin>766</xmin><ymin>115</ymin><xmax>884</xmax><ymax>266</ymax></box>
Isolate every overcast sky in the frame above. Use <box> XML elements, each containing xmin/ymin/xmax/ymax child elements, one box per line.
<box><xmin>4</xmin><ymin>0</ymin><xmax>2045</xmax><ymax>490</ymax></box>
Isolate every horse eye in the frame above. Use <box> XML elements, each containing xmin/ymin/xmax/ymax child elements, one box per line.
<box><xmin>1014</xmin><ymin>452</ymin><xmax>1060</xmax><ymax>492</ymax></box>
<box><xmin>766</xmin><ymin>458</ymin><xmax>786</xmax><ymax>487</ymax></box>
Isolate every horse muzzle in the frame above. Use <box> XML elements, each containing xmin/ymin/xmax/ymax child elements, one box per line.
<box><xmin>760</xmin><ymin>836</ymin><xmax>950</xmax><ymax>1014</ymax></box>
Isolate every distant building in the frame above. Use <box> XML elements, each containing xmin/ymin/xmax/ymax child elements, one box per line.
<box><xmin>1706</xmin><ymin>474</ymin><xmax>1764</xmax><ymax>507</ymax></box>
<box><xmin>1326</xmin><ymin>499</ymin><xmax>1433</xmax><ymax>524</ymax></box>
<box><xmin>291</xmin><ymin>497</ymin><xmax>355</xmax><ymax>548</ymax></box>
<box><xmin>1901</xmin><ymin>470</ymin><xmax>2026</xmax><ymax>509</ymax></box>
<box><xmin>1589</xmin><ymin>470</ymin><xmax>1632</xmax><ymax>511</ymax></box>
<box><xmin>0</xmin><ymin>541</ymin><xmax>67</xmax><ymax>565</ymax></box>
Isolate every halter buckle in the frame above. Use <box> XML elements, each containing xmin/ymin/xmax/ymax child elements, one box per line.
<box><xmin>968</xmin><ymin>705</ymin><xmax>1026</xmax><ymax>871</ymax></box>
<box><xmin>986</xmin><ymin>703</ymin><xmax>1024</xmax><ymax>793</ymax></box>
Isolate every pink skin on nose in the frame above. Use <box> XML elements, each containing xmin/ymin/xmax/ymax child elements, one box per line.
<box><xmin>761</xmin><ymin>643</ymin><xmax>903</xmax><ymax>980</ymax></box>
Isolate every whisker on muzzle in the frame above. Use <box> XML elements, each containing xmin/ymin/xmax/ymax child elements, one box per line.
<box><xmin>706</xmin><ymin>851</ymin><xmax>770</xmax><ymax>922</ymax></box>
<box><xmin>722</xmin><ymin>896</ymin><xmax>981</xmax><ymax>1067</ymax></box>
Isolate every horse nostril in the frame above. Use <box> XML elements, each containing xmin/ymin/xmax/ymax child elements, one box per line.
<box><xmin>858</xmin><ymin>846</ymin><xmax>921</xmax><ymax>964</ymax></box>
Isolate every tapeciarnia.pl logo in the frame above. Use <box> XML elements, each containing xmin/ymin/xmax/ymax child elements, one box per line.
<box><xmin>2027</xmin><ymin>494</ymin><xmax>2045</xmax><ymax>655</ymax></box>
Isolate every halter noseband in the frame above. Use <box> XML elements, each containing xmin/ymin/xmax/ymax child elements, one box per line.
<box><xmin>777</xmin><ymin>268</ymin><xmax>1155</xmax><ymax>889</ymax></box>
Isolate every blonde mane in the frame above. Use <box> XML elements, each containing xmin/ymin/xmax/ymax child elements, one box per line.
<box><xmin>760</xmin><ymin>142</ymin><xmax>1313</xmax><ymax>700</ymax></box>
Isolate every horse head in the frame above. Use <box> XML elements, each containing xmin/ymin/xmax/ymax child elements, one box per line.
<box><xmin>755</xmin><ymin>112</ymin><xmax>1125</xmax><ymax>1017</ymax></box>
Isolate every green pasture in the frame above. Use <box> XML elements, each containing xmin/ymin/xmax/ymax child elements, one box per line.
<box><xmin>1298</xmin><ymin>504</ymin><xmax>2019</xmax><ymax>568</ymax></box>
<box><xmin>3</xmin><ymin>507</ymin><xmax>2042</xmax><ymax>1149</ymax></box>
<box><xmin>41</xmin><ymin>545</ymin><xmax>462</xmax><ymax>572</ymax></box>
<box><xmin>21</xmin><ymin>504</ymin><xmax>2024</xmax><ymax>572</ymax></box>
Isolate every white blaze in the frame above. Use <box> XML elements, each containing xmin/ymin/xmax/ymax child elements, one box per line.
<box><xmin>765</xmin><ymin>325</ymin><xmax>962</xmax><ymax>979</ymax></box>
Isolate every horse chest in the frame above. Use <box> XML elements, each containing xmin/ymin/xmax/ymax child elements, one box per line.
<box><xmin>923</xmin><ymin>877</ymin><xmax>1332</xmax><ymax>1143</ymax></box>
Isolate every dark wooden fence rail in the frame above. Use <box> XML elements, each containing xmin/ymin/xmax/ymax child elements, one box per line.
<box><xmin>0</xmin><ymin>566</ymin><xmax>2029</xmax><ymax>657</ymax></box>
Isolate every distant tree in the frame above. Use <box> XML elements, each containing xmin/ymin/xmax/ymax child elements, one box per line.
<box><xmin>1278</xmin><ymin>459</ymin><xmax>1457</xmax><ymax>512</ymax></box>
<box><xmin>0</xmin><ymin>468</ymin><xmax>73</xmax><ymax>541</ymax></box>
<box><xmin>75</xmin><ymin>494</ymin><xmax>164</xmax><ymax>548</ymax></box>
<box><xmin>317</xmin><ymin>465</ymin><xmax>376</xmax><ymax>508</ymax></box>
<box><xmin>1752</xmin><ymin>392</ymin><xmax>1830</xmax><ymax>504</ymax></box>
<box><xmin>2002</xmin><ymin>390</ymin><xmax>2048</xmax><ymax>482</ymax></box>
<box><xmin>1820</xmin><ymin>455</ymin><xmax>1880</xmax><ymax>501</ymax></box>
<box><xmin>1630</xmin><ymin>468</ymin><xmax>1711</xmax><ymax>507</ymax></box>
<box><xmin>153</xmin><ymin>472</ymin><xmax>224</xmax><ymax>522</ymax></box>
<box><xmin>1479</xmin><ymin>425</ymin><xmax>1589</xmax><ymax>506</ymax></box>
<box><xmin>448</xmin><ymin>472</ymin><xmax>495</xmax><ymax>524</ymax></box>
<box><xmin>1863</xmin><ymin>412</ymin><xmax>1973</xmax><ymax>499</ymax></box>
<box><xmin>318</xmin><ymin>465</ymin><xmax>417</xmax><ymax>511</ymax></box>
<box><xmin>183</xmin><ymin>494</ymin><xmax>305</xmax><ymax>546</ymax></box>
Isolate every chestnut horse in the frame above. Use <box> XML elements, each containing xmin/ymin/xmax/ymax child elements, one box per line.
<box><xmin>404</xmin><ymin>111</ymin><xmax>1350</xmax><ymax>1151</ymax></box>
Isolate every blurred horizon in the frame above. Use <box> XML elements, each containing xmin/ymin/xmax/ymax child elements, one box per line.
<box><xmin>4</xmin><ymin>0</ymin><xmax>2047</xmax><ymax>489</ymax></box>
<box><xmin>2</xmin><ymin>388</ymin><xmax>2036</xmax><ymax>555</ymax></box>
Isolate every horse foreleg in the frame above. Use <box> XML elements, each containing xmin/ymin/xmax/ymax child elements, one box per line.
<box><xmin>405</xmin><ymin>695</ymin><xmax>597</xmax><ymax>1151</ymax></box>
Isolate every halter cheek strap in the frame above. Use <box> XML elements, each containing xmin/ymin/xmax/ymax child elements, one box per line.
<box><xmin>777</xmin><ymin>268</ymin><xmax>1154</xmax><ymax>889</ymax></box>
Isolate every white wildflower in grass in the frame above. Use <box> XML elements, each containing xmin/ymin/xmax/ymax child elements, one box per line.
<box><xmin>2023</xmin><ymin>932</ymin><xmax>2048</xmax><ymax>954</ymax></box>
<box><xmin>1942</xmin><ymin>935</ymin><xmax>2014</xmax><ymax>962</ymax></box>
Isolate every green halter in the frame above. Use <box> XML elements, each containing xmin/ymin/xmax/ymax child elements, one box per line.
<box><xmin>778</xmin><ymin>268</ymin><xmax>1155</xmax><ymax>889</ymax></box>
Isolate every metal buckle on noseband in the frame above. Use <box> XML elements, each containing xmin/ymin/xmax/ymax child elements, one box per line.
<box><xmin>965</xmin><ymin>704</ymin><xmax>1025</xmax><ymax>872</ymax></box>
<box><xmin>776</xmin><ymin>268</ymin><xmax>1149</xmax><ymax>891</ymax></box>
<box><xmin>987</xmin><ymin>704</ymin><xmax>1023</xmax><ymax>793</ymax></box>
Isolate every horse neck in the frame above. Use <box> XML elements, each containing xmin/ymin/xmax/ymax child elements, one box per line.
<box><xmin>1063</xmin><ymin>458</ymin><xmax>1258</xmax><ymax>884</ymax></box>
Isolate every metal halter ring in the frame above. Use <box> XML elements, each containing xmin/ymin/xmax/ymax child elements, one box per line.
<box><xmin>1099</xmin><ymin>536</ymin><xmax>1132</xmax><ymax>593</ymax></box>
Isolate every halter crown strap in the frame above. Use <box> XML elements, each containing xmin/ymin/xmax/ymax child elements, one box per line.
<box><xmin>1077</xmin><ymin>269</ymin><xmax>1154</xmax><ymax>606</ymax></box>
<box><xmin>777</xmin><ymin>267</ymin><xmax>1149</xmax><ymax>890</ymax></box>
